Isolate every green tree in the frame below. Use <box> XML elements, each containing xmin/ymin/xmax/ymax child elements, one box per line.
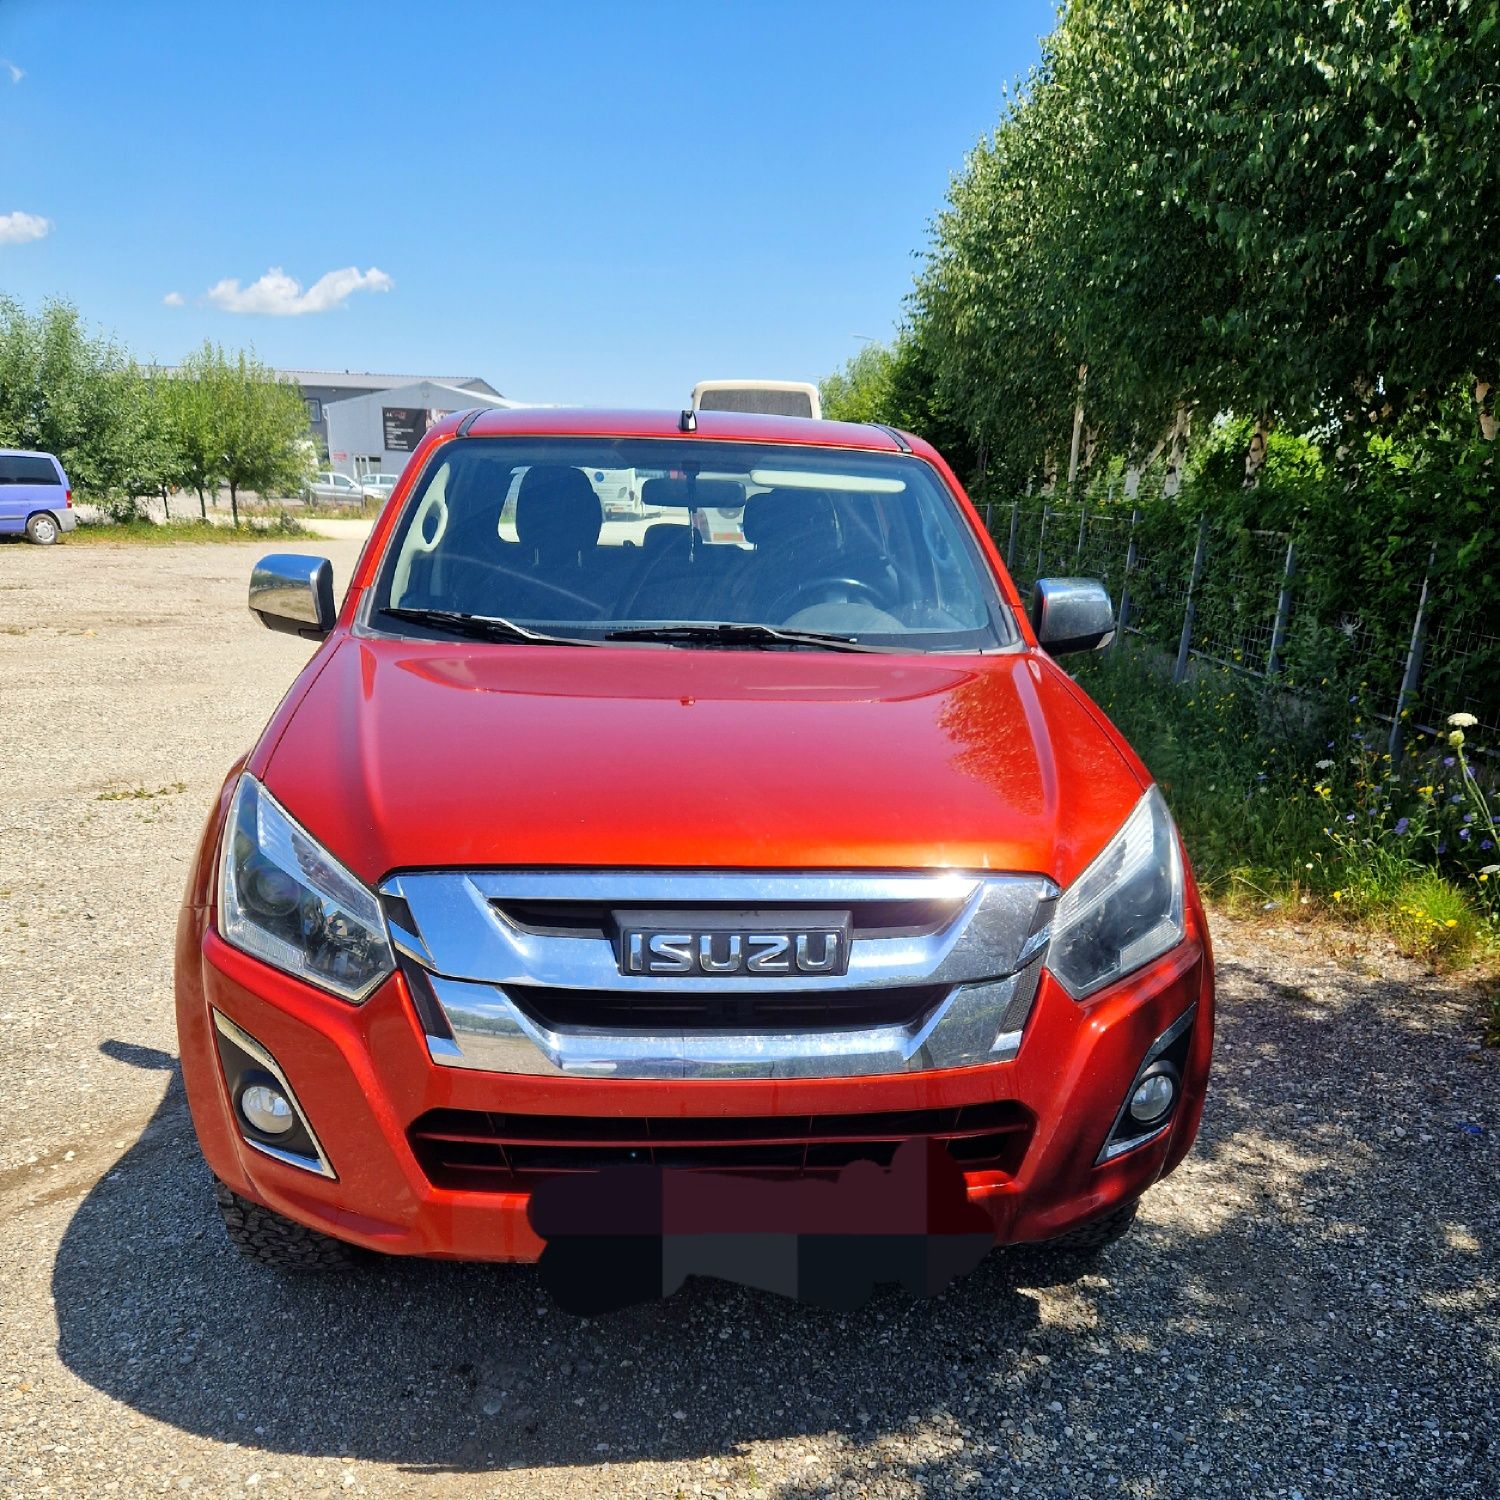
<box><xmin>910</xmin><ymin>0</ymin><xmax>1500</xmax><ymax>476</ymax></box>
<box><xmin>820</xmin><ymin>332</ymin><xmax>982</xmax><ymax>483</ymax></box>
<box><xmin>0</xmin><ymin>296</ymin><xmax>169</xmax><ymax>513</ymax></box>
<box><xmin>112</xmin><ymin>366</ymin><xmax>179</xmax><ymax>517</ymax></box>
<box><xmin>200</xmin><ymin>345</ymin><xmax>313</xmax><ymax>526</ymax></box>
<box><xmin>161</xmin><ymin>344</ymin><xmax>224</xmax><ymax>518</ymax></box>
<box><xmin>821</xmin><ymin>343</ymin><xmax>898</xmax><ymax>425</ymax></box>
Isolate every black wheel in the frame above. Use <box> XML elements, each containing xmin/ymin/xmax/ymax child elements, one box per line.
<box><xmin>214</xmin><ymin>1179</ymin><xmax>361</xmax><ymax>1271</ymax></box>
<box><xmin>1044</xmin><ymin>1198</ymin><xmax>1138</xmax><ymax>1254</ymax></box>
<box><xmin>26</xmin><ymin>512</ymin><xmax>60</xmax><ymax>545</ymax></box>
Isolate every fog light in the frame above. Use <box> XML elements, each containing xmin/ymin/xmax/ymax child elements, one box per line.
<box><xmin>240</xmin><ymin>1082</ymin><xmax>295</xmax><ymax>1135</ymax></box>
<box><xmin>1128</xmin><ymin>1067</ymin><xmax>1176</xmax><ymax>1125</ymax></box>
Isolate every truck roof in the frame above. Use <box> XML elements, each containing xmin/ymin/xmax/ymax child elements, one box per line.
<box><xmin>429</xmin><ymin>406</ymin><xmax>931</xmax><ymax>458</ymax></box>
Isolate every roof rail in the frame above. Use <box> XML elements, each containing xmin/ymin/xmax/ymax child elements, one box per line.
<box><xmin>456</xmin><ymin>408</ymin><xmax>492</xmax><ymax>437</ymax></box>
<box><xmin>868</xmin><ymin>422</ymin><xmax>912</xmax><ymax>453</ymax></box>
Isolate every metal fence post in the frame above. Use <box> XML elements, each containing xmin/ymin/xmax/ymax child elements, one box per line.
<box><xmin>1007</xmin><ymin>499</ymin><xmax>1020</xmax><ymax>570</ymax></box>
<box><xmin>1112</xmin><ymin>506</ymin><xmax>1140</xmax><ymax>653</ymax></box>
<box><xmin>983</xmin><ymin>501</ymin><xmax>994</xmax><ymax>536</ymax></box>
<box><xmin>1266</xmin><ymin>538</ymin><xmax>1297</xmax><ymax>676</ymax></box>
<box><xmin>1075</xmin><ymin>499</ymin><xmax>1088</xmax><ymax>569</ymax></box>
<box><xmin>1035</xmin><ymin>504</ymin><xmax>1050</xmax><ymax>582</ymax></box>
<box><xmin>1173</xmin><ymin>515</ymin><xmax>1209</xmax><ymax>685</ymax></box>
<box><xmin>1388</xmin><ymin>545</ymin><xmax>1437</xmax><ymax>760</ymax></box>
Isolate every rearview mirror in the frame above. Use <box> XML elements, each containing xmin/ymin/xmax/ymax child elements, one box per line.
<box><xmin>1030</xmin><ymin>577</ymin><xmax>1114</xmax><ymax>655</ymax></box>
<box><xmin>249</xmin><ymin>554</ymin><xmax>335</xmax><ymax>640</ymax></box>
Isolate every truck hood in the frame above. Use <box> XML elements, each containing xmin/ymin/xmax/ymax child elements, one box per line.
<box><xmin>259</xmin><ymin>638</ymin><xmax>1145</xmax><ymax>887</ymax></box>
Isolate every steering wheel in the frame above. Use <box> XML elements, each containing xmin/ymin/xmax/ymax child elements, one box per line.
<box><xmin>768</xmin><ymin>575</ymin><xmax>886</xmax><ymax>621</ymax></box>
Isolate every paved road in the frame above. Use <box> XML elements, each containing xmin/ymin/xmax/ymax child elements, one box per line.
<box><xmin>0</xmin><ymin>539</ymin><xmax>1495</xmax><ymax>1499</ymax></box>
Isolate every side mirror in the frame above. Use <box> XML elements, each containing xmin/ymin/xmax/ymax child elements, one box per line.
<box><xmin>249</xmin><ymin>554</ymin><xmax>336</xmax><ymax>640</ymax></box>
<box><xmin>1030</xmin><ymin>577</ymin><xmax>1115</xmax><ymax>655</ymax></box>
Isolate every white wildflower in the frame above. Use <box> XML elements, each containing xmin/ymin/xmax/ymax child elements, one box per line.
<box><xmin>1314</xmin><ymin>759</ymin><xmax>1334</xmax><ymax>770</ymax></box>
<box><xmin>1446</xmin><ymin>712</ymin><xmax>1478</xmax><ymax>728</ymax></box>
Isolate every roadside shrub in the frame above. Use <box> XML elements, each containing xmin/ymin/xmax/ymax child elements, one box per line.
<box><xmin>1074</xmin><ymin>649</ymin><xmax>1498</xmax><ymax>972</ymax></box>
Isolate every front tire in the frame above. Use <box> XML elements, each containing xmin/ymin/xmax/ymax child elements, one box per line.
<box><xmin>26</xmin><ymin>512</ymin><xmax>60</xmax><ymax>545</ymax></box>
<box><xmin>214</xmin><ymin>1180</ymin><xmax>361</xmax><ymax>1271</ymax></box>
<box><xmin>1044</xmin><ymin>1198</ymin><xmax>1138</xmax><ymax>1254</ymax></box>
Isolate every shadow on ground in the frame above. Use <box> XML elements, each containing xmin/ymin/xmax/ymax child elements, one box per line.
<box><xmin>52</xmin><ymin>950</ymin><xmax>1496</xmax><ymax>1494</ymax></box>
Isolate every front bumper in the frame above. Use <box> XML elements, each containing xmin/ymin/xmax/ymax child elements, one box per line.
<box><xmin>176</xmin><ymin>901</ymin><xmax>1213</xmax><ymax>1263</ymax></box>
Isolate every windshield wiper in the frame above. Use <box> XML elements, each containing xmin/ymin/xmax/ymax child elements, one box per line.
<box><xmin>603</xmin><ymin>622</ymin><xmax>901</xmax><ymax>653</ymax></box>
<box><xmin>379</xmin><ymin>606</ymin><xmax>601</xmax><ymax>647</ymax></box>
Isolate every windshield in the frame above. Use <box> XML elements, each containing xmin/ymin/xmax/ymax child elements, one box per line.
<box><xmin>370</xmin><ymin>437</ymin><xmax>1013</xmax><ymax>652</ymax></box>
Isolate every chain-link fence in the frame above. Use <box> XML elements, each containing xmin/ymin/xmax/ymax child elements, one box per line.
<box><xmin>981</xmin><ymin>494</ymin><xmax>1500</xmax><ymax>751</ymax></box>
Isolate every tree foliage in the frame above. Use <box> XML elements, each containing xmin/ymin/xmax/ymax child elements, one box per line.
<box><xmin>892</xmin><ymin>0</ymin><xmax>1500</xmax><ymax>479</ymax></box>
<box><xmin>820</xmin><ymin>343</ymin><xmax>898</xmax><ymax>426</ymax></box>
<box><xmin>194</xmin><ymin>343</ymin><xmax>313</xmax><ymax>525</ymax></box>
<box><xmin>820</xmin><ymin>330</ymin><xmax>982</xmax><ymax>481</ymax></box>
<box><xmin>0</xmin><ymin>300</ymin><xmax>312</xmax><ymax>522</ymax></box>
<box><xmin>0</xmin><ymin>297</ymin><xmax>164</xmax><ymax>512</ymax></box>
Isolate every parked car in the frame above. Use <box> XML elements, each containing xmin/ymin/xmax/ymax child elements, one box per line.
<box><xmin>359</xmin><ymin>472</ymin><xmax>402</xmax><ymax>505</ymax></box>
<box><xmin>302</xmin><ymin>471</ymin><xmax>364</xmax><ymax>506</ymax></box>
<box><xmin>692</xmin><ymin>377</ymin><xmax>822</xmax><ymax>419</ymax></box>
<box><xmin>0</xmin><ymin>448</ymin><xmax>75</xmax><ymax>544</ymax></box>
<box><xmin>586</xmin><ymin>466</ymin><xmax>640</xmax><ymax>519</ymax></box>
<box><xmin>178</xmin><ymin>407</ymin><xmax>1213</xmax><ymax>1287</ymax></box>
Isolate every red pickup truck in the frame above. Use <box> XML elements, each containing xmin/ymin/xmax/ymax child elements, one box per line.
<box><xmin>176</xmin><ymin>407</ymin><xmax>1212</xmax><ymax>1288</ymax></box>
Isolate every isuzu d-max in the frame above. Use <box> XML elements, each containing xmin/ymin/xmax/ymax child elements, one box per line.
<box><xmin>175</xmin><ymin>407</ymin><xmax>1213</xmax><ymax>1286</ymax></box>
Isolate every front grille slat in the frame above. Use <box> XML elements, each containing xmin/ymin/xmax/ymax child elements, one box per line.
<box><xmin>408</xmin><ymin>1102</ymin><xmax>1033</xmax><ymax>1192</ymax></box>
<box><xmin>492</xmin><ymin>896</ymin><xmax>965</xmax><ymax>944</ymax></box>
<box><xmin>504</xmin><ymin>982</ymin><xmax>949</xmax><ymax>1034</ymax></box>
<box><xmin>412</xmin><ymin>1121</ymin><xmax>1023</xmax><ymax>1152</ymax></box>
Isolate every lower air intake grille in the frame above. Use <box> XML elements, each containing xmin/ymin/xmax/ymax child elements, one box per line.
<box><xmin>408</xmin><ymin>1101</ymin><xmax>1033</xmax><ymax>1191</ymax></box>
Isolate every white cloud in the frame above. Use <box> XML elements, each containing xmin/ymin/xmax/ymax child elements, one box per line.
<box><xmin>2</xmin><ymin>59</ymin><xmax>23</xmax><ymax>85</ymax></box>
<box><xmin>201</xmin><ymin>264</ymin><xmax>393</xmax><ymax>316</ymax></box>
<box><xmin>0</xmin><ymin>211</ymin><xmax>51</xmax><ymax>245</ymax></box>
<box><xmin>162</xmin><ymin>291</ymin><xmax>185</xmax><ymax>307</ymax></box>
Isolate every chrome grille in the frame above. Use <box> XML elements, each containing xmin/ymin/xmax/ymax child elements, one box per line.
<box><xmin>381</xmin><ymin>870</ymin><xmax>1056</xmax><ymax>1080</ymax></box>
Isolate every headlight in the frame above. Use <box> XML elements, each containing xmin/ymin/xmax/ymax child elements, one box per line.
<box><xmin>1046</xmin><ymin>786</ymin><xmax>1185</xmax><ymax>1000</ymax></box>
<box><xmin>218</xmin><ymin>774</ymin><xmax>394</xmax><ymax>1003</ymax></box>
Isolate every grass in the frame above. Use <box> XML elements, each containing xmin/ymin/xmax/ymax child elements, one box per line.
<box><xmin>96</xmin><ymin>781</ymin><xmax>187</xmax><ymax>801</ymax></box>
<box><xmin>295</xmin><ymin>500</ymin><xmax>372</xmax><ymax>520</ymax></box>
<box><xmin>70</xmin><ymin>514</ymin><xmax>313</xmax><ymax>545</ymax></box>
<box><xmin>1073</xmin><ymin>645</ymin><xmax>1500</xmax><ymax>988</ymax></box>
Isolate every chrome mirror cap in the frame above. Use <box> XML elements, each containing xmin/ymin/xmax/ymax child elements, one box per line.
<box><xmin>1030</xmin><ymin>577</ymin><xmax>1115</xmax><ymax>655</ymax></box>
<box><xmin>249</xmin><ymin>554</ymin><xmax>336</xmax><ymax>639</ymax></box>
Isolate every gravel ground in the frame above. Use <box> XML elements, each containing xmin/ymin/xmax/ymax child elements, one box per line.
<box><xmin>1</xmin><ymin>537</ymin><xmax>1495</xmax><ymax>1499</ymax></box>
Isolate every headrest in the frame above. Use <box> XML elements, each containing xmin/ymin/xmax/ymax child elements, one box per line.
<box><xmin>742</xmin><ymin>488</ymin><xmax>836</xmax><ymax>549</ymax></box>
<box><xmin>641</xmin><ymin>521</ymin><xmax>687</xmax><ymax>554</ymax></box>
<box><xmin>514</xmin><ymin>465</ymin><xmax>603</xmax><ymax>555</ymax></box>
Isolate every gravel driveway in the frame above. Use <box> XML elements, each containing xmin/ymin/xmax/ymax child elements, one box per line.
<box><xmin>1</xmin><ymin>538</ymin><xmax>1495</xmax><ymax>1499</ymax></box>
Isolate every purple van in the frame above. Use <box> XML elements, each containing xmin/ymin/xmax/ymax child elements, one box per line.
<box><xmin>0</xmin><ymin>449</ymin><xmax>75</xmax><ymax>544</ymax></box>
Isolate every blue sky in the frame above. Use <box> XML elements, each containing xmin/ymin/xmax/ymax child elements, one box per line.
<box><xmin>0</xmin><ymin>0</ymin><xmax>1054</xmax><ymax>406</ymax></box>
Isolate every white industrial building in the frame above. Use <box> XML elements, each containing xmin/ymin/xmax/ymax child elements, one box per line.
<box><xmin>324</xmin><ymin>381</ymin><xmax>529</xmax><ymax>478</ymax></box>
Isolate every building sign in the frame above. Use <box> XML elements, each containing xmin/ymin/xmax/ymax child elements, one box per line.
<box><xmin>382</xmin><ymin>407</ymin><xmax>445</xmax><ymax>453</ymax></box>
